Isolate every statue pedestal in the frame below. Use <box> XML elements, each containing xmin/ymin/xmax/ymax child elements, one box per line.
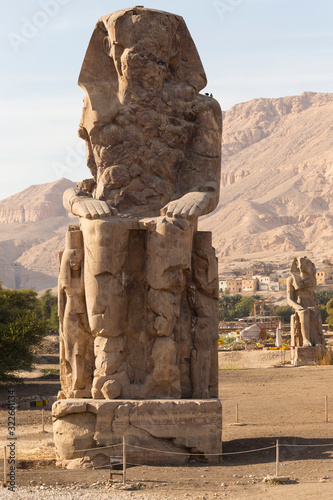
<box><xmin>291</xmin><ymin>345</ymin><xmax>325</xmax><ymax>366</ymax></box>
<box><xmin>53</xmin><ymin>399</ymin><xmax>222</xmax><ymax>467</ymax></box>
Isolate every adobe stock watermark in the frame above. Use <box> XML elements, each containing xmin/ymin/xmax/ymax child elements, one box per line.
<box><xmin>53</xmin><ymin>141</ymin><xmax>86</xmax><ymax>179</ymax></box>
<box><xmin>213</xmin><ymin>0</ymin><xmax>243</xmax><ymax>22</ymax></box>
<box><xmin>7</xmin><ymin>0</ymin><xmax>71</xmax><ymax>54</ymax></box>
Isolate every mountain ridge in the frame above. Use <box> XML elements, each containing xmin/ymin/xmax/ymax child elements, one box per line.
<box><xmin>1</xmin><ymin>91</ymin><xmax>333</xmax><ymax>289</ymax></box>
<box><xmin>200</xmin><ymin>91</ymin><xmax>333</xmax><ymax>273</ymax></box>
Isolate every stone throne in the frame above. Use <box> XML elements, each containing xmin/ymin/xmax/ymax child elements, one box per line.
<box><xmin>53</xmin><ymin>6</ymin><xmax>222</xmax><ymax>466</ymax></box>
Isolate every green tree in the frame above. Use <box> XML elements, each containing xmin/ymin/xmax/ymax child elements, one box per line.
<box><xmin>319</xmin><ymin>304</ymin><xmax>328</xmax><ymax>324</ymax></box>
<box><xmin>315</xmin><ymin>289</ymin><xmax>333</xmax><ymax>306</ymax></box>
<box><xmin>273</xmin><ymin>305</ymin><xmax>294</xmax><ymax>323</ymax></box>
<box><xmin>233</xmin><ymin>296</ymin><xmax>258</xmax><ymax>319</ymax></box>
<box><xmin>38</xmin><ymin>289</ymin><xmax>58</xmax><ymax>333</ymax></box>
<box><xmin>219</xmin><ymin>294</ymin><xmax>242</xmax><ymax>321</ymax></box>
<box><xmin>0</xmin><ymin>284</ymin><xmax>47</xmax><ymax>382</ymax></box>
<box><xmin>219</xmin><ymin>294</ymin><xmax>263</xmax><ymax>321</ymax></box>
<box><xmin>326</xmin><ymin>298</ymin><xmax>333</xmax><ymax>330</ymax></box>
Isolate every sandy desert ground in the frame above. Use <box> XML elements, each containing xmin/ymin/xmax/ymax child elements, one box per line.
<box><xmin>0</xmin><ymin>362</ymin><xmax>332</xmax><ymax>499</ymax></box>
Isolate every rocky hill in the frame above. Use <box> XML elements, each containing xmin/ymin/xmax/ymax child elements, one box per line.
<box><xmin>0</xmin><ymin>179</ymin><xmax>76</xmax><ymax>290</ymax></box>
<box><xmin>0</xmin><ymin>178</ymin><xmax>75</xmax><ymax>224</ymax></box>
<box><xmin>200</xmin><ymin>91</ymin><xmax>333</xmax><ymax>274</ymax></box>
<box><xmin>1</xmin><ymin>92</ymin><xmax>333</xmax><ymax>290</ymax></box>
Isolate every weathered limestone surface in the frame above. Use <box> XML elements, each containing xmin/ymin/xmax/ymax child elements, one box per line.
<box><xmin>58</xmin><ymin>226</ymin><xmax>94</xmax><ymax>399</ymax></box>
<box><xmin>54</xmin><ymin>6</ymin><xmax>222</xmax><ymax>466</ymax></box>
<box><xmin>53</xmin><ymin>399</ymin><xmax>222</xmax><ymax>466</ymax></box>
<box><xmin>291</xmin><ymin>345</ymin><xmax>325</xmax><ymax>366</ymax></box>
<box><xmin>58</xmin><ymin>6</ymin><xmax>222</xmax><ymax>402</ymax></box>
<box><xmin>287</xmin><ymin>256</ymin><xmax>326</xmax><ymax>366</ymax></box>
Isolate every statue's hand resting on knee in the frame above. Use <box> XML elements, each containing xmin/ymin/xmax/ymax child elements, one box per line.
<box><xmin>161</xmin><ymin>185</ymin><xmax>218</xmax><ymax>222</ymax></box>
<box><xmin>63</xmin><ymin>188</ymin><xmax>118</xmax><ymax>219</ymax></box>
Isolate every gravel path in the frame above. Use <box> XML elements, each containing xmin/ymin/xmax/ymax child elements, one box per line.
<box><xmin>1</xmin><ymin>485</ymin><xmax>153</xmax><ymax>500</ymax></box>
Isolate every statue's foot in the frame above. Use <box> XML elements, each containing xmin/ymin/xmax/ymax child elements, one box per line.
<box><xmin>302</xmin><ymin>339</ymin><xmax>312</xmax><ymax>347</ymax></box>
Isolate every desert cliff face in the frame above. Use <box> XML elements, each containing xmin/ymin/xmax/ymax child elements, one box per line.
<box><xmin>0</xmin><ymin>179</ymin><xmax>76</xmax><ymax>290</ymax></box>
<box><xmin>200</xmin><ymin>92</ymin><xmax>333</xmax><ymax>272</ymax></box>
<box><xmin>1</xmin><ymin>92</ymin><xmax>333</xmax><ymax>289</ymax></box>
<box><xmin>0</xmin><ymin>178</ymin><xmax>75</xmax><ymax>224</ymax></box>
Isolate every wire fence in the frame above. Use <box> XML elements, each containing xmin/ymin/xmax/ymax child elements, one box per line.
<box><xmin>2</xmin><ymin>436</ymin><xmax>333</xmax><ymax>488</ymax></box>
<box><xmin>78</xmin><ymin>441</ymin><xmax>333</xmax><ymax>458</ymax></box>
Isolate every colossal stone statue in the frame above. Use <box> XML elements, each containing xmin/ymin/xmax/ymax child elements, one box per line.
<box><xmin>54</xmin><ymin>6</ymin><xmax>222</xmax><ymax>466</ymax></box>
<box><xmin>287</xmin><ymin>257</ymin><xmax>325</xmax><ymax>347</ymax></box>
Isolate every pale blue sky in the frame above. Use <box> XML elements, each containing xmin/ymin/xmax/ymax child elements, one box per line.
<box><xmin>0</xmin><ymin>0</ymin><xmax>332</xmax><ymax>200</ymax></box>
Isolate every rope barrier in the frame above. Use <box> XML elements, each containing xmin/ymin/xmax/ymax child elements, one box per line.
<box><xmin>280</xmin><ymin>443</ymin><xmax>333</xmax><ymax>448</ymax></box>
<box><xmin>80</xmin><ymin>443</ymin><xmax>122</xmax><ymax>452</ymax></box>
<box><xmin>221</xmin><ymin>445</ymin><xmax>276</xmax><ymax>456</ymax></box>
<box><xmin>66</xmin><ymin>441</ymin><xmax>333</xmax><ymax>458</ymax></box>
<box><xmin>125</xmin><ymin>443</ymin><xmax>222</xmax><ymax>456</ymax></box>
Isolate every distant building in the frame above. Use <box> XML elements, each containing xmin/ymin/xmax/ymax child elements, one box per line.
<box><xmin>269</xmin><ymin>281</ymin><xmax>279</xmax><ymax>292</ymax></box>
<box><xmin>220</xmin><ymin>271</ymin><xmax>290</xmax><ymax>294</ymax></box>
<box><xmin>245</xmin><ymin>268</ymin><xmax>254</xmax><ymax>279</ymax></box>
<box><xmin>270</xmin><ymin>272</ymin><xmax>289</xmax><ymax>282</ymax></box>
<box><xmin>226</xmin><ymin>278</ymin><xmax>243</xmax><ymax>294</ymax></box>
<box><xmin>316</xmin><ymin>267</ymin><xmax>333</xmax><ymax>285</ymax></box>
<box><xmin>253</xmin><ymin>275</ymin><xmax>270</xmax><ymax>291</ymax></box>
<box><xmin>219</xmin><ymin>279</ymin><xmax>227</xmax><ymax>293</ymax></box>
<box><xmin>279</xmin><ymin>277</ymin><xmax>288</xmax><ymax>291</ymax></box>
<box><xmin>242</xmin><ymin>278</ymin><xmax>259</xmax><ymax>292</ymax></box>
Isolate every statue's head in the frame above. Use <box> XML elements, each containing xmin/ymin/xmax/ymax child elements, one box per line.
<box><xmin>69</xmin><ymin>250</ymin><xmax>83</xmax><ymax>271</ymax></box>
<box><xmin>78</xmin><ymin>7</ymin><xmax>207</xmax><ymax>122</ymax></box>
<box><xmin>75</xmin><ymin>8</ymin><xmax>221</xmax><ymax>216</ymax></box>
<box><xmin>65</xmin><ymin>230</ymin><xmax>83</xmax><ymax>270</ymax></box>
<box><xmin>291</xmin><ymin>256</ymin><xmax>316</xmax><ymax>289</ymax></box>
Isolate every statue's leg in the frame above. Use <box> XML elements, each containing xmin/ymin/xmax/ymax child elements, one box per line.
<box><xmin>80</xmin><ymin>217</ymin><xmax>131</xmax><ymax>399</ymax></box>
<box><xmin>298</xmin><ymin>309</ymin><xmax>312</xmax><ymax>347</ymax></box>
<box><xmin>145</xmin><ymin>218</ymin><xmax>194</xmax><ymax>398</ymax></box>
<box><xmin>72</xmin><ymin>320</ymin><xmax>94</xmax><ymax>398</ymax></box>
<box><xmin>58</xmin><ymin>325</ymin><xmax>69</xmax><ymax>399</ymax></box>
<box><xmin>308</xmin><ymin>306</ymin><xmax>325</xmax><ymax>347</ymax></box>
<box><xmin>60</xmin><ymin>314</ymin><xmax>76</xmax><ymax>398</ymax></box>
<box><xmin>290</xmin><ymin>314</ymin><xmax>296</xmax><ymax>346</ymax></box>
<box><xmin>191</xmin><ymin>231</ymin><xmax>219</xmax><ymax>399</ymax></box>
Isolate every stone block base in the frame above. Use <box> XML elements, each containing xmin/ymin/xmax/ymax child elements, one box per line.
<box><xmin>291</xmin><ymin>345</ymin><xmax>325</xmax><ymax>366</ymax></box>
<box><xmin>52</xmin><ymin>399</ymin><xmax>222</xmax><ymax>467</ymax></box>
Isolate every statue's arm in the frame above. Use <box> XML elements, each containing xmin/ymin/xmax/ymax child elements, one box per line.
<box><xmin>63</xmin><ymin>188</ymin><xmax>118</xmax><ymax>219</ymax></box>
<box><xmin>161</xmin><ymin>96</ymin><xmax>222</xmax><ymax>220</ymax></box>
<box><xmin>287</xmin><ymin>278</ymin><xmax>304</xmax><ymax>311</ymax></box>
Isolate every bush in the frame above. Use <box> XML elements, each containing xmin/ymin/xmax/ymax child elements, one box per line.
<box><xmin>315</xmin><ymin>348</ymin><xmax>333</xmax><ymax>365</ymax></box>
<box><xmin>0</xmin><ymin>284</ymin><xmax>47</xmax><ymax>382</ymax></box>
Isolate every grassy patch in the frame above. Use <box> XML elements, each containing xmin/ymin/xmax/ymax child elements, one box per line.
<box><xmin>219</xmin><ymin>364</ymin><xmax>244</xmax><ymax>370</ymax></box>
<box><xmin>43</xmin><ymin>368</ymin><xmax>60</xmax><ymax>375</ymax></box>
<box><xmin>315</xmin><ymin>348</ymin><xmax>333</xmax><ymax>366</ymax></box>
